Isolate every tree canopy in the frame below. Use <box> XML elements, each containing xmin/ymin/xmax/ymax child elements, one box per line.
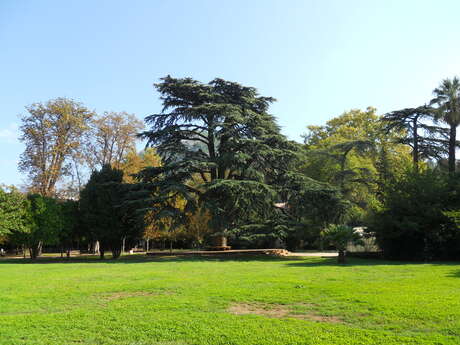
<box><xmin>19</xmin><ymin>98</ymin><xmax>94</xmax><ymax>196</ymax></box>
<box><xmin>136</xmin><ymin>76</ymin><xmax>347</xmax><ymax>242</ymax></box>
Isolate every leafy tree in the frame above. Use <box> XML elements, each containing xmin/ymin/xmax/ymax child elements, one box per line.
<box><xmin>85</xmin><ymin>112</ymin><xmax>144</xmax><ymax>170</ymax></box>
<box><xmin>302</xmin><ymin>108</ymin><xmax>412</xmax><ymax>223</ymax></box>
<box><xmin>314</xmin><ymin>140</ymin><xmax>374</xmax><ymax>191</ymax></box>
<box><xmin>0</xmin><ymin>186</ymin><xmax>29</xmax><ymax>238</ymax></box>
<box><xmin>119</xmin><ymin>148</ymin><xmax>162</xmax><ymax>184</ymax></box>
<box><xmin>141</xmin><ymin>192</ymin><xmax>188</xmax><ymax>252</ymax></box>
<box><xmin>21</xmin><ymin>194</ymin><xmax>62</xmax><ymax>259</ymax></box>
<box><xmin>19</xmin><ymin>98</ymin><xmax>94</xmax><ymax>196</ymax></box>
<box><xmin>322</xmin><ymin>224</ymin><xmax>363</xmax><ymax>263</ymax></box>
<box><xmin>370</xmin><ymin>169</ymin><xmax>460</xmax><ymax>260</ymax></box>
<box><xmin>430</xmin><ymin>77</ymin><xmax>460</xmax><ymax>173</ymax></box>
<box><xmin>184</xmin><ymin>206</ymin><xmax>213</xmax><ymax>248</ymax></box>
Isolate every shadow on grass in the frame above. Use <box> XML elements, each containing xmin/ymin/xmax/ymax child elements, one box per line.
<box><xmin>0</xmin><ymin>253</ymin><xmax>302</xmax><ymax>265</ymax></box>
<box><xmin>1</xmin><ymin>253</ymin><xmax>459</xmax><ymax>268</ymax></box>
<box><xmin>447</xmin><ymin>270</ymin><xmax>460</xmax><ymax>278</ymax></box>
<box><xmin>285</xmin><ymin>256</ymin><xmax>460</xmax><ymax>268</ymax></box>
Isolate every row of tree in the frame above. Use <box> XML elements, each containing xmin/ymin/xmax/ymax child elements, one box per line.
<box><xmin>300</xmin><ymin>77</ymin><xmax>460</xmax><ymax>260</ymax></box>
<box><xmin>1</xmin><ymin>75</ymin><xmax>460</xmax><ymax>261</ymax></box>
<box><xmin>19</xmin><ymin>98</ymin><xmax>143</xmax><ymax>198</ymax></box>
<box><xmin>0</xmin><ymin>186</ymin><xmax>78</xmax><ymax>259</ymax></box>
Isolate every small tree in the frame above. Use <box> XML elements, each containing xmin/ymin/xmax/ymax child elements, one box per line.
<box><xmin>23</xmin><ymin>194</ymin><xmax>62</xmax><ymax>259</ymax></box>
<box><xmin>0</xmin><ymin>186</ymin><xmax>29</xmax><ymax>238</ymax></box>
<box><xmin>322</xmin><ymin>224</ymin><xmax>363</xmax><ymax>264</ymax></box>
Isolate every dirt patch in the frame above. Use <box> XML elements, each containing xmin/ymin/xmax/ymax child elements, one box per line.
<box><xmin>229</xmin><ymin>303</ymin><xmax>290</xmax><ymax>318</ymax></box>
<box><xmin>95</xmin><ymin>290</ymin><xmax>173</xmax><ymax>305</ymax></box>
<box><xmin>228</xmin><ymin>302</ymin><xmax>344</xmax><ymax>323</ymax></box>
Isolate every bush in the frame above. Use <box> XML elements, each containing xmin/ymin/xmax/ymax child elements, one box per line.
<box><xmin>370</xmin><ymin>169</ymin><xmax>460</xmax><ymax>260</ymax></box>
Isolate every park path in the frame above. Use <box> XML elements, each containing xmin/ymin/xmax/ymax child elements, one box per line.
<box><xmin>288</xmin><ymin>252</ymin><xmax>338</xmax><ymax>257</ymax></box>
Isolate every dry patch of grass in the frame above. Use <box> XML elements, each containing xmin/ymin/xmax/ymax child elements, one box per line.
<box><xmin>100</xmin><ymin>291</ymin><xmax>158</xmax><ymax>301</ymax></box>
<box><xmin>228</xmin><ymin>302</ymin><xmax>344</xmax><ymax>323</ymax></box>
<box><xmin>94</xmin><ymin>290</ymin><xmax>174</xmax><ymax>305</ymax></box>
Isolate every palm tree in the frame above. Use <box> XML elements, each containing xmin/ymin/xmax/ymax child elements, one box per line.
<box><xmin>430</xmin><ymin>77</ymin><xmax>460</xmax><ymax>173</ymax></box>
<box><xmin>322</xmin><ymin>224</ymin><xmax>364</xmax><ymax>264</ymax></box>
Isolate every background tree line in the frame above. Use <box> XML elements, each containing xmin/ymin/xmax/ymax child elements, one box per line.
<box><xmin>1</xmin><ymin>76</ymin><xmax>460</xmax><ymax>261</ymax></box>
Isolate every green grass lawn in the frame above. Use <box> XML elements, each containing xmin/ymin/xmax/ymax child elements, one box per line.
<box><xmin>0</xmin><ymin>255</ymin><xmax>459</xmax><ymax>345</ymax></box>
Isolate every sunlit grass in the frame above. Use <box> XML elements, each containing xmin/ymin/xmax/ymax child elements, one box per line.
<box><xmin>0</xmin><ymin>255</ymin><xmax>459</xmax><ymax>344</ymax></box>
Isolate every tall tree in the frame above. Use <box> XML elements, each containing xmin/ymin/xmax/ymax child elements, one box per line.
<box><xmin>137</xmin><ymin>76</ymin><xmax>347</xmax><ymax>245</ymax></box>
<box><xmin>19</xmin><ymin>98</ymin><xmax>94</xmax><ymax>196</ymax></box>
<box><xmin>381</xmin><ymin>106</ymin><xmax>448</xmax><ymax>171</ymax></box>
<box><xmin>430</xmin><ymin>77</ymin><xmax>460</xmax><ymax>173</ymax></box>
<box><xmin>86</xmin><ymin>112</ymin><xmax>144</xmax><ymax>170</ymax></box>
<box><xmin>302</xmin><ymin>108</ymin><xmax>411</xmax><ymax>223</ymax></box>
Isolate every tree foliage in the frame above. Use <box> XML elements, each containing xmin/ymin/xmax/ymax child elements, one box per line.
<box><xmin>136</xmin><ymin>76</ymin><xmax>347</xmax><ymax>245</ymax></box>
<box><xmin>19</xmin><ymin>98</ymin><xmax>94</xmax><ymax>196</ymax></box>
<box><xmin>119</xmin><ymin>148</ymin><xmax>162</xmax><ymax>184</ymax></box>
<box><xmin>430</xmin><ymin>77</ymin><xmax>460</xmax><ymax>173</ymax></box>
<box><xmin>322</xmin><ymin>224</ymin><xmax>363</xmax><ymax>263</ymax></box>
<box><xmin>85</xmin><ymin>112</ymin><xmax>144</xmax><ymax>170</ymax></box>
<box><xmin>79</xmin><ymin>164</ymin><xmax>143</xmax><ymax>259</ymax></box>
<box><xmin>381</xmin><ymin>106</ymin><xmax>447</xmax><ymax>170</ymax></box>
<box><xmin>0</xmin><ymin>186</ymin><xmax>29</xmax><ymax>238</ymax></box>
<box><xmin>302</xmin><ymin>108</ymin><xmax>412</xmax><ymax>224</ymax></box>
<box><xmin>370</xmin><ymin>169</ymin><xmax>460</xmax><ymax>260</ymax></box>
<box><xmin>22</xmin><ymin>194</ymin><xmax>62</xmax><ymax>259</ymax></box>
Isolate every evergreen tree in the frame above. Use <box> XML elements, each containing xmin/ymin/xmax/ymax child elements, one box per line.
<box><xmin>80</xmin><ymin>165</ymin><xmax>142</xmax><ymax>258</ymax></box>
<box><xmin>382</xmin><ymin>106</ymin><xmax>447</xmax><ymax>171</ymax></box>
<box><xmin>137</xmin><ymin>76</ymin><xmax>346</xmax><ymax>245</ymax></box>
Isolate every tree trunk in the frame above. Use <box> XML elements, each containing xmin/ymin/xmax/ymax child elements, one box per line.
<box><xmin>29</xmin><ymin>245</ymin><xmax>40</xmax><ymax>260</ymax></box>
<box><xmin>122</xmin><ymin>237</ymin><xmax>126</xmax><ymax>254</ymax></box>
<box><xmin>213</xmin><ymin>235</ymin><xmax>227</xmax><ymax>247</ymax></box>
<box><xmin>112</xmin><ymin>246</ymin><xmax>122</xmax><ymax>259</ymax></box>
<box><xmin>99</xmin><ymin>248</ymin><xmax>105</xmax><ymax>259</ymax></box>
<box><xmin>449</xmin><ymin>124</ymin><xmax>457</xmax><ymax>173</ymax></box>
<box><xmin>337</xmin><ymin>249</ymin><xmax>346</xmax><ymax>264</ymax></box>
<box><xmin>413</xmin><ymin>119</ymin><xmax>419</xmax><ymax>172</ymax></box>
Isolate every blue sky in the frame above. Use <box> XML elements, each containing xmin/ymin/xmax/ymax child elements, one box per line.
<box><xmin>1</xmin><ymin>0</ymin><xmax>460</xmax><ymax>186</ymax></box>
